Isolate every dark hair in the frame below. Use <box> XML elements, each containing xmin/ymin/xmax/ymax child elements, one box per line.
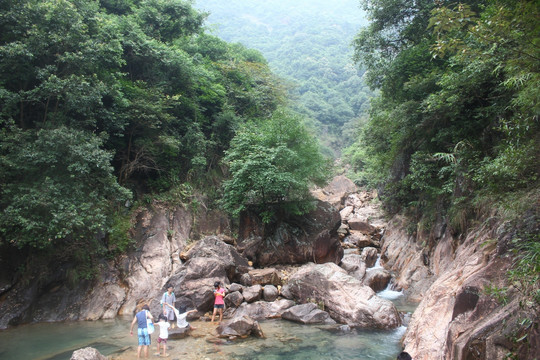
<box><xmin>167</xmin><ymin>285</ymin><xmax>173</xmax><ymax>290</ymax></box>
<box><xmin>214</xmin><ymin>281</ymin><xmax>221</xmax><ymax>288</ymax></box>
<box><xmin>158</xmin><ymin>314</ymin><xmax>167</xmax><ymax>321</ymax></box>
<box><xmin>178</xmin><ymin>305</ymin><xmax>187</xmax><ymax>313</ymax></box>
<box><xmin>397</xmin><ymin>352</ymin><xmax>412</xmax><ymax>360</ymax></box>
<box><xmin>142</xmin><ymin>304</ymin><xmax>150</xmax><ymax>311</ymax></box>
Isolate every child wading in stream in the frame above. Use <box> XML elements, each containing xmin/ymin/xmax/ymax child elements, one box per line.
<box><xmin>155</xmin><ymin>314</ymin><xmax>170</xmax><ymax>357</ymax></box>
<box><xmin>211</xmin><ymin>281</ymin><xmax>226</xmax><ymax>324</ymax></box>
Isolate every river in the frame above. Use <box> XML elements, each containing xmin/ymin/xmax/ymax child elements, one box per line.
<box><xmin>0</xmin><ymin>289</ymin><xmax>414</xmax><ymax>360</ymax></box>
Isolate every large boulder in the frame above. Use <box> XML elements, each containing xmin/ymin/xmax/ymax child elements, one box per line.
<box><xmin>311</xmin><ymin>175</ymin><xmax>357</xmax><ymax>207</ymax></box>
<box><xmin>216</xmin><ymin>315</ymin><xmax>264</xmax><ymax>339</ymax></box>
<box><xmin>284</xmin><ymin>263</ymin><xmax>401</xmax><ymax>329</ymax></box>
<box><xmin>339</xmin><ymin>254</ymin><xmax>367</xmax><ymax>281</ymax></box>
<box><xmin>281</xmin><ymin>303</ymin><xmax>336</xmax><ymax>325</ymax></box>
<box><xmin>363</xmin><ymin>268</ymin><xmax>392</xmax><ymax>292</ymax></box>
<box><xmin>249</xmin><ymin>268</ymin><xmax>281</xmax><ymax>286</ymax></box>
<box><xmin>226</xmin><ymin>299</ymin><xmax>295</xmax><ymax>320</ymax></box>
<box><xmin>224</xmin><ymin>291</ymin><xmax>244</xmax><ymax>308</ymax></box>
<box><xmin>242</xmin><ymin>285</ymin><xmax>262</xmax><ymax>303</ymax></box>
<box><xmin>361</xmin><ymin>247</ymin><xmax>379</xmax><ymax>268</ymax></box>
<box><xmin>348</xmin><ymin>219</ymin><xmax>376</xmax><ymax>235</ymax></box>
<box><xmin>70</xmin><ymin>347</ymin><xmax>107</xmax><ymax>360</ymax></box>
<box><xmin>167</xmin><ymin>236</ymin><xmax>250</xmax><ymax>312</ymax></box>
<box><xmin>237</xmin><ymin>200</ymin><xmax>343</xmax><ymax>267</ymax></box>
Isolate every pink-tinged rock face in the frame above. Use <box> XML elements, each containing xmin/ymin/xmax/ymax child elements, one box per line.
<box><xmin>284</xmin><ymin>262</ymin><xmax>401</xmax><ymax>329</ymax></box>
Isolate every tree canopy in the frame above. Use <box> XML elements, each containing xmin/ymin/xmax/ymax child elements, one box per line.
<box><xmin>222</xmin><ymin>108</ymin><xmax>330</xmax><ymax>222</ymax></box>
<box><xmin>0</xmin><ymin>0</ymin><xmax>324</xmax><ymax>274</ymax></box>
<box><xmin>347</xmin><ymin>0</ymin><xmax>539</xmax><ymax>228</ymax></box>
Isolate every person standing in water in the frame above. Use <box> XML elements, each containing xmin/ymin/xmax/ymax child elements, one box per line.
<box><xmin>130</xmin><ymin>304</ymin><xmax>154</xmax><ymax>359</ymax></box>
<box><xmin>211</xmin><ymin>281</ymin><xmax>226</xmax><ymax>324</ymax></box>
<box><xmin>161</xmin><ymin>285</ymin><xmax>176</xmax><ymax>328</ymax></box>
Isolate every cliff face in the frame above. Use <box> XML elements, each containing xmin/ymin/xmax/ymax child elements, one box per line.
<box><xmin>382</xmin><ymin>215</ymin><xmax>539</xmax><ymax>359</ymax></box>
<box><xmin>0</xmin><ymin>202</ymin><xmax>231</xmax><ymax>328</ymax></box>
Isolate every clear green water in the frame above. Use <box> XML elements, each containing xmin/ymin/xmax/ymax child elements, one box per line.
<box><xmin>0</xmin><ymin>293</ymin><xmax>415</xmax><ymax>360</ymax></box>
<box><xmin>0</xmin><ymin>318</ymin><xmax>408</xmax><ymax>360</ymax></box>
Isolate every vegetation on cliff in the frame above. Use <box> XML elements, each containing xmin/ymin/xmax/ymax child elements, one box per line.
<box><xmin>0</xmin><ymin>0</ymin><xmax>328</xmax><ymax>278</ymax></box>
<box><xmin>347</xmin><ymin>0</ymin><xmax>539</xmax><ymax>354</ymax></box>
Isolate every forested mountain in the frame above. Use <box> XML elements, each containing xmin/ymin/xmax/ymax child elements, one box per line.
<box><xmin>195</xmin><ymin>0</ymin><xmax>372</xmax><ymax>156</ymax></box>
<box><xmin>0</xmin><ymin>0</ymin><xmax>328</xmax><ymax>277</ymax></box>
<box><xmin>347</xmin><ymin>0</ymin><xmax>539</xmax><ymax>341</ymax></box>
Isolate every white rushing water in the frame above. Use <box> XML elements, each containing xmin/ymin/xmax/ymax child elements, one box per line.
<box><xmin>377</xmin><ymin>283</ymin><xmax>404</xmax><ymax>301</ymax></box>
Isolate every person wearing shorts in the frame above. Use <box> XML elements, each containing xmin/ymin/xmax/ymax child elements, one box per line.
<box><xmin>130</xmin><ymin>304</ymin><xmax>154</xmax><ymax>358</ymax></box>
<box><xmin>156</xmin><ymin>314</ymin><xmax>170</xmax><ymax>357</ymax></box>
<box><xmin>211</xmin><ymin>281</ymin><xmax>226</xmax><ymax>324</ymax></box>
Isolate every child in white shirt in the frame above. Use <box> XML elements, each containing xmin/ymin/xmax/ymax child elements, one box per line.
<box><xmin>156</xmin><ymin>314</ymin><xmax>171</xmax><ymax>357</ymax></box>
<box><xmin>165</xmin><ymin>303</ymin><xmax>197</xmax><ymax>330</ymax></box>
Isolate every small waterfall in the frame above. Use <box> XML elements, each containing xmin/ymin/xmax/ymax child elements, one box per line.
<box><xmin>377</xmin><ymin>282</ymin><xmax>404</xmax><ymax>300</ymax></box>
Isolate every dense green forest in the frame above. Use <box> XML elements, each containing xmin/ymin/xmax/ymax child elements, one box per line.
<box><xmin>0</xmin><ymin>0</ymin><xmax>328</xmax><ymax>277</ymax></box>
<box><xmin>195</xmin><ymin>0</ymin><xmax>373</xmax><ymax>156</ymax></box>
<box><xmin>347</xmin><ymin>0</ymin><xmax>539</xmax><ymax>310</ymax></box>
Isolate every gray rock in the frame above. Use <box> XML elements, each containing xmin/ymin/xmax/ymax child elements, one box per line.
<box><xmin>364</xmin><ymin>268</ymin><xmax>392</xmax><ymax>292</ymax></box>
<box><xmin>216</xmin><ymin>315</ymin><xmax>264</xmax><ymax>339</ymax></box>
<box><xmin>282</xmin><ymin>303</ymin><xmax>336</xmax><ymax>324</ymax></box>
<box><xmin>239</xmin><ymin>273</ymin><xmax>252</xmax><ymax>286</ymax></box>
<box><xmin>361</xmin><ymin>247</ymin><xmax>379</xmax><ymax>268</ymax></box>
<box><xmin>263</xmin><ymin>285</ymin><xmax>279</xmax><ymax>302</ymax></box>
<box><xmin>224</xmin><ymin>291</ymin><xmax>244</xmax><ymax>308</ymax></box>
<box><xmin>243</xmin><ymin>285</ymin><xmax>262</xmax><ymax>303</ymax></box>
<box><xmin>237</xmin><ymin>200</ymin><xmax>343</xmax><ymax>267</ymax></box>
<box><xmin>70</xmin><ymin>347</ymin><xmax>107</xmax><ymax>360</ymax></box>
<box><xmin>227</xmin><ymin>299</ymin><xmax>295</xmax><ymax>320</ymax></box>
<box><xmin>229</xmin><ymin>283</ymin><xmax>243</xmax><ymax>293</ymax></box>
<box><xmin>340</xmin><ymin>254</ymin><xmax>367</xmax><ymax>281</ymax></box>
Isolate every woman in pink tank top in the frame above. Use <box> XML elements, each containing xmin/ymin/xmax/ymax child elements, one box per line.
<box><xmin>211</xmin><ymin>281</ymin><xmax>226</xmax><ymax>324</ymax></box>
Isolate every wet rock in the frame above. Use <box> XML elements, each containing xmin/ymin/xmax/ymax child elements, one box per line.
<box><xmin>216</xmin><ymin>315</ymin><xmax>264</xmax><ymax>339</ymax></box>
<box><xmin>243</xmin><ymin>285</ymin><xmax>262</xmax><ymax>303</ymax></box>
<box><xmin>361</xmin><ymin>247</ymin><xmax>379</xmax><ymax>268</ymax></box>
<box><xmin>249</xmin><ymin>268</ymin><xmax>281</xmax><ymax>286</ymax></box>
<box><xmin>363</xmin><ymin>268</ymin><xmax>392</xmax><ymax>292</ymax></box>
<box><xmin>70</xmin><ymin>347</ymin><xmax>107</xmax><ymax>360</ymax></box>
<box><xmin>168</xmin><ymin>326</ymin><xmax>191</xmax><ymax>339</ymax></box>
<box><xmin>263</xmin><ymin>285</ymin><xmax>279</xmax><ymax>302</ymax></box>
<box><xmin>281</xmin><ymin>303</ymin><xmax>336</xmax><ymax>325</ymax></box>
<box><xmin>227</xmin><ymin>299</ymin><xmax>295</xmax><ymax>320</ymax></box>
<box><xmin>286</xmin><ymin>263</ymin><xmax>401</xmax><ymax>329</ymax></box>
<box><xmin>224</xmin><ymin>291</ymin><xmax>244</xmax><ymax>308</ymax></box>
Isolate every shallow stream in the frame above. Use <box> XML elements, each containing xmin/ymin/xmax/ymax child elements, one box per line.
<box><xmin>0</xmin><ymin>288</ymin><xmax>415</xmax><ymax>360</ymax></box>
